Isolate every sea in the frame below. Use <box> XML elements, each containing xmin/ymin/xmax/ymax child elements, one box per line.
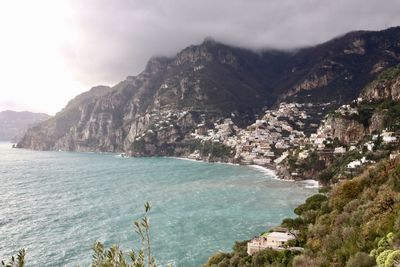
<box><xmin>0</xmin><ymin>142</ymin><xmax>317</xmax><ymax>266</ymax></box>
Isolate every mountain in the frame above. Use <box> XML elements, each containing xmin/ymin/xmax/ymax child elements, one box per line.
<box><xmin>317</xmin><ymin>65</ymin><xmax>400</xmax><ymax>147</ymax></box>
<box><xmin>203</xmin><ymin>156</ymin><xmax>400</xmax><ymax>267</ymax></box>
<box><xmin>202</xmin><ymin>64</ymin><xmax>400</xmax><ymax>267</ymax></box>
<box><xmin>0</xmin><ymin>110</ymin><xmax>50</xmax><ymax>141</ymax></box>
<box><xmin>361</xmin><ymin>64</ymin><xmax>400</xmax><ymax>101</ymax></box>
<box><xmin>17</xmin><ymin>27</ymin><xmax>400</xmax><ymax>155</ymax></box>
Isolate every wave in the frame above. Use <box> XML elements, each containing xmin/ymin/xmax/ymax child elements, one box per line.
<box><xmin>298</xmin><ymin>179</ymin><xmax>320</xmax><ymax>188</ymax></box>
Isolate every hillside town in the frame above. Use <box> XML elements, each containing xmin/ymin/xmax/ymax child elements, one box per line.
<box><xmin>188</xmin><ymin>102</ymin><xmax>328</xmax><ymax>165</ymax></box>
<box><xmin>186</xmin><ymin>99</ymin><xmax>400</xmax><ymax>182</ymax></box>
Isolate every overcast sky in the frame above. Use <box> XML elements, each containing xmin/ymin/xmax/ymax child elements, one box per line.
<box><xmin>1</xmin><ymin>0</ymin><xmax>400</xmax><ymax>114</ymax></box>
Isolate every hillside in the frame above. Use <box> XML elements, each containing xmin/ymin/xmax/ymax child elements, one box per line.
<box><xmin>203</xmin><ymin>67</ymin><xmax>400</xmax><ymax>267</ymax></box>
<box><xmin>203</xmin><ymin>157</ymin><xmax>400</xmax><ymax>267</ymax></box>
<box><xmin>17</xmin><ymin>27</ymin><xmax>400</xmax><ymax>158</ymax></box>
<box><xmin>0</xmin><ymin>110</ymin><xmax>50</xmax><ymax>141</ymax></box>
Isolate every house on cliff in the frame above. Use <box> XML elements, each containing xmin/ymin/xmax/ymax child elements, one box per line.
<box><xmin>247</xmin><ymin>229</ymin><xmax>296</xmax><ymax>255</ymax></box>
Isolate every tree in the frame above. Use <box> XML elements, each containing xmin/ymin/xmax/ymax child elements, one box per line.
<box><xmin>345</xmin><ymin>252</ymin><xmax>375</xmax><ymax>267</ymax></box>
<box><xmin>1</xmin><ymin>249</ymin><xmax>25</xmax><ymax>267</ymax></box>
<box><xmin>92</xmin><ymin>202</ymin><xmax>155</xmax><ymax>267</ymax></box>
<box><xmin>134</xmin><ymin>202</ymin><xmax>155</xmax><ymax>267</ymax></box>
<box><xmin>385</xmin><ymin>250</ymin><xmax>400</xmax><ymax>267</ymax></box>
<box><xmin>377</xmin><ymin>250</ymin><xmax>394</xmax><ymax>267</ymax></box>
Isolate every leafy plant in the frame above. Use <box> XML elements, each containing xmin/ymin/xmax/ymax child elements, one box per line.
<box><xmin>1</xmin><ymin>249</ymin><xmax>25</xmax><ymax>267</ymax></box>
<box><xmin>92</xmin><ymin>202</ymin><xmax>156</xmax><ymax>267</ymax></box>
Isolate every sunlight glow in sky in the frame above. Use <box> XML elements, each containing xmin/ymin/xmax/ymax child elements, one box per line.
<box><xmin>1</xmin><ymin>0</ymin><xmax>400</xmax><ymax>115</ymax></box>
<box><xmin>0</xmin><ymin>0</ymin><xmax>85</xmax><ymax>115</ymax></box>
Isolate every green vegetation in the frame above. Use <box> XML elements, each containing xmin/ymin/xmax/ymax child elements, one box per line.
<box><xmin>288</xmin><ymin>159</ymin><xmax>400</xmax><ymax>266</ymax></box>
<box><xmin>204</xmin><ymin>157</ymin><xmax>400</xmax><ymax>267</ymax></box>
<box><xmin>284</xmin><ymin>150</ymin><xmax>326</xmax><ymax>179</ymax></box>
<box><xmin>202</xmin><ymin>241</ymin><xmax>301</xmax><ymax>267</ymax></box>
<box><xmin>3</xmin><ymin>204</ymin><xmax>156</xmax><ymax>267</ymax></box>
<box><xmin>128</xmin><ymin>131</ymin><xmax>234</xmax><ymax>160</ymax></box>
<box><xmin>374</xmin><ymin>64</ymin><xmax>400</xmax><ymax>83</ymax></box>
<box><xmin>1</xmin><ymin>249</ymin><xmax>25</xmax><ymax>267</ymax></box>
<box><xmin>371</xmin><ymin>233</ymin><xmax>400</xmax><ymax>267</ymax></box>
<box><xmin>292</xmin><ymin>159</ymin><xmax>400</xmax><ymax>266</ymax></box>
<box><xmin>92</xmin><ymin>202</ymin><xmax>155</xmax><ymax>267</ymax></box>
<box><xmin>352</xmin><ymin>100</ymin><xmax>400</xmax><ymax>130</ymax></box>
<box><xmin>173</xmin><ymin>139</ymin><xmax>235</xmax><ymax>159</ymax></box>
<box><xmin>350</xmin><ymin>65</ymin><xmax>400</xmax><ymax>129</ymax></box>
<box><xmin>317</xmin><ymin>150</ymin><xmax>363</xmax><ymax>184</ymax></box>
<box><xmin>197</xmin><ymin>141</ymin><xmax>234</xmax><ymax>159</ymax></box>
<box><xmin>296</xmin><ymin>151</ymin><xmax>325</xmax><ymax>172</ymax></box>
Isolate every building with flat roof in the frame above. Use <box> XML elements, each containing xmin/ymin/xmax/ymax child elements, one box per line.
<box><xmin>247</xmin><ymin>230</ymin><xmax>296</xmax><ymax>255</ymax></box>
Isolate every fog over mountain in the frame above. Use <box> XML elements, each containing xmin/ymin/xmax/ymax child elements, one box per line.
<box><xmin>1</xmin><ymin>0</ymin><xmax>400</xmax><ymax>114</ymax></box>
<box><xmin>63</xmin><ymin>0</ymin><xmax>400</xmax><ymax>86</ymax></box>
<box><xmin>16</xmin><ymin>27</ymin><xmax>400</xmax><ymax>155</ymax></box>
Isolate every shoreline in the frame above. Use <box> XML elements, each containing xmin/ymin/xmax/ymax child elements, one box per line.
<box><xmin>13</xmin><ymin>145</ymin><xmax>320</xmax><ymax>187</ymax></box>
<box><xmin>168</xmin><ymin>155</ymin><xmax>320</xmax><ymax>187</ymax></box>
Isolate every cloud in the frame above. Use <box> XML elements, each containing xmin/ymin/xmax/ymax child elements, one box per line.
<box><xmin>1</xmin><ymin>0</ymin><xmax>400</xmax><ymax>114</ymax></box>
<box><xmin>62</xmin><ymin>0</ymin><xmax>400</xmax><ymax>87</ymax></box>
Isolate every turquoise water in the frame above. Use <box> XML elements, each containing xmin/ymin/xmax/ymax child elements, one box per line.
<box><xmin>0</xmin><ymin>142</ymin><xmax>316</xmax><ymax>266</ymax></box>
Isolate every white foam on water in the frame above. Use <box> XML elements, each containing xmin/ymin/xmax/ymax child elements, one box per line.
<box><xmin>299</xmin><ymin>179</ymin><xmax>320</xmax><ymax>188</ymax></box>
<box><xmin>247</xmin><ymin>164</ymin><xmax>295</xmax><ymax>182</ymax></box>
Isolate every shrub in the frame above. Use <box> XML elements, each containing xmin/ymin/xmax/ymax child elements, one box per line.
<box><xmin>292</xmin><ymin>255</ymin><xmax>317</xmax><ymax>267</ymax></box>
<box><xmin>294</xmin><ymin>194</ymin><xmax>328</xmax><ymax>215</ymax></box>
<box><xmin>384</xmin><ymin>250</ymin><xmax>400</xmax><ymax>267</ymax></box>
<box><xmin>330</xmin><ymin>179</ymin><xmax>363</xmax><ymax>210</ymax></box>
<box><xmin>92</xmin><ymin>202</ymin><xmax>155</xmax><ymax>267</ymax></box>
<box><xmin>1</xmin><ymin>249</ymin><xmax>25</xmax><ymax>267</ymax></box>
<box><xmin>377</xmin><ymin>250</ymin><xmax>394</xmax><ymax>267</ymax></box>
<box><xmin>207</xmin><ymin>252</ymin><xmax>228</xmax><ymax>266</ymax></box>
<box><xmin>345</xmin><ymin>252</ymin><xmax>375</xmax><ymax>267</ymax></box>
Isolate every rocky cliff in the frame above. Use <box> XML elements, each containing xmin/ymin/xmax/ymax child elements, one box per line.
<box><xmin>17</xmin><ymin>27</ymin><xmax>400</xmax><ymax>156</ymax></box>
<box><xmin>319</xmin><ymin>65</ymin><xmax>400</xmax><ymax>145</ymax></box>
<box><xmin>323</xmin><ymin>115</ymin><xmax>366</xmax><ymax>144</ymax></box>
<box><xmin>362</xmin><ymin>65</ymin><xmax>400</xmax><ymax>101</ymax></box>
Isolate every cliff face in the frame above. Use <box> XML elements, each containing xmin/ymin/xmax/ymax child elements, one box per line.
<box><xmin>318</xmin><ymin>65</ymin><xmax>400</xmax><ymax>145</ymax></box>
<box><xmin>324</xmin><ymin>116</ymin><xmax>365</xmax><ymax>144</ymax></box>
<box><xmin>277</xmin><ymin>27</ymin><xmax>400</xmax><ymax>103</ymax></box>
<box><xmin>17</xmin><ymin>27</ymin><xmax>400</xmax><ymax>155</ymax></box>
<box><xmin>362</xmin><ymin>65</ymin><xmax>400</xmax><ymax>101</ymax></box>
<box><xmin>18</xmin><ymin>42</ymin><xmax>275</xmax><ymax>154</ymax></box>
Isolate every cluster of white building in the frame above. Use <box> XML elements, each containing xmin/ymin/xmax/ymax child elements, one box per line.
<box><xmin>189</xmin><ymin>103</ymin><xmax>321</xmax><ymax>164</ymax></box>
<box><xmin>145</xmin><ymin>101</ymin><xmax>400</xmax><ymax>176</ymax></box>
<box><xmin>187</xmin><ymin>102</ymin><xmax>340</xmax><ymax>165</ymax></box>
<box><xmin>335</xmin><ymin>104</ymin><xmax>358</xmax><ymax>116</ymax></box>
<box><xmin>147</xmin><ymin>110</ymin><xmax>192</xmax><ymax>132</ymax></box>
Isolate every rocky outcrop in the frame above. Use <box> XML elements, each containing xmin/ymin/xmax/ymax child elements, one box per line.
<box><xmin>324</xmin><ymin>116</ymin><xmax>365</xmax><ymax>144</ymax></box>
<box><xmin>279</xmin><ymin>27</ymin><xmax>400</xmax><ymax>104</ymax></box>
<box><xmin>17</xmin><ymin>41</ymin><xmax>269</xmax><ymax>155</ymax></box>
<box><xmin>317</xmin><ymin>65</ymin><xmax>400</xmax><ymax>144</ymax></box>
<box><xmin>362</xmin><ymin>66</ymin><xmax>400</xmax><ymax>101</ymax></box>
<box><xmin>369</xmin><ymin>110</ymin><xmax>387</xmax><ymax>134</ymax></box>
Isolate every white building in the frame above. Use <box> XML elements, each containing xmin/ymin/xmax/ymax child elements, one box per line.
<box><xmin>247</xmin><ymin>231</ymin><xmax>296</xmax><ymax>255</ymax></box>
<box><xmin>347</xmin><ymin>157</ymin><xmax>373</xmax><ymax>169</ymax></box>
<box><xmin>334</xmin><ymin>146</ymin><xmax>346</xmax><ymax>154</ymax></box>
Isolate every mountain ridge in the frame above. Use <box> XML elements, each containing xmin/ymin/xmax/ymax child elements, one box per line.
<box><xmin>0</xmin><ymin>110</ymin><xmax>50</xmax><ymax>141</ymax></box>
<box><xmin>16</xmin><ymin>26</ymin><xmax>400</xmax><ymax>156</ymax></box>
